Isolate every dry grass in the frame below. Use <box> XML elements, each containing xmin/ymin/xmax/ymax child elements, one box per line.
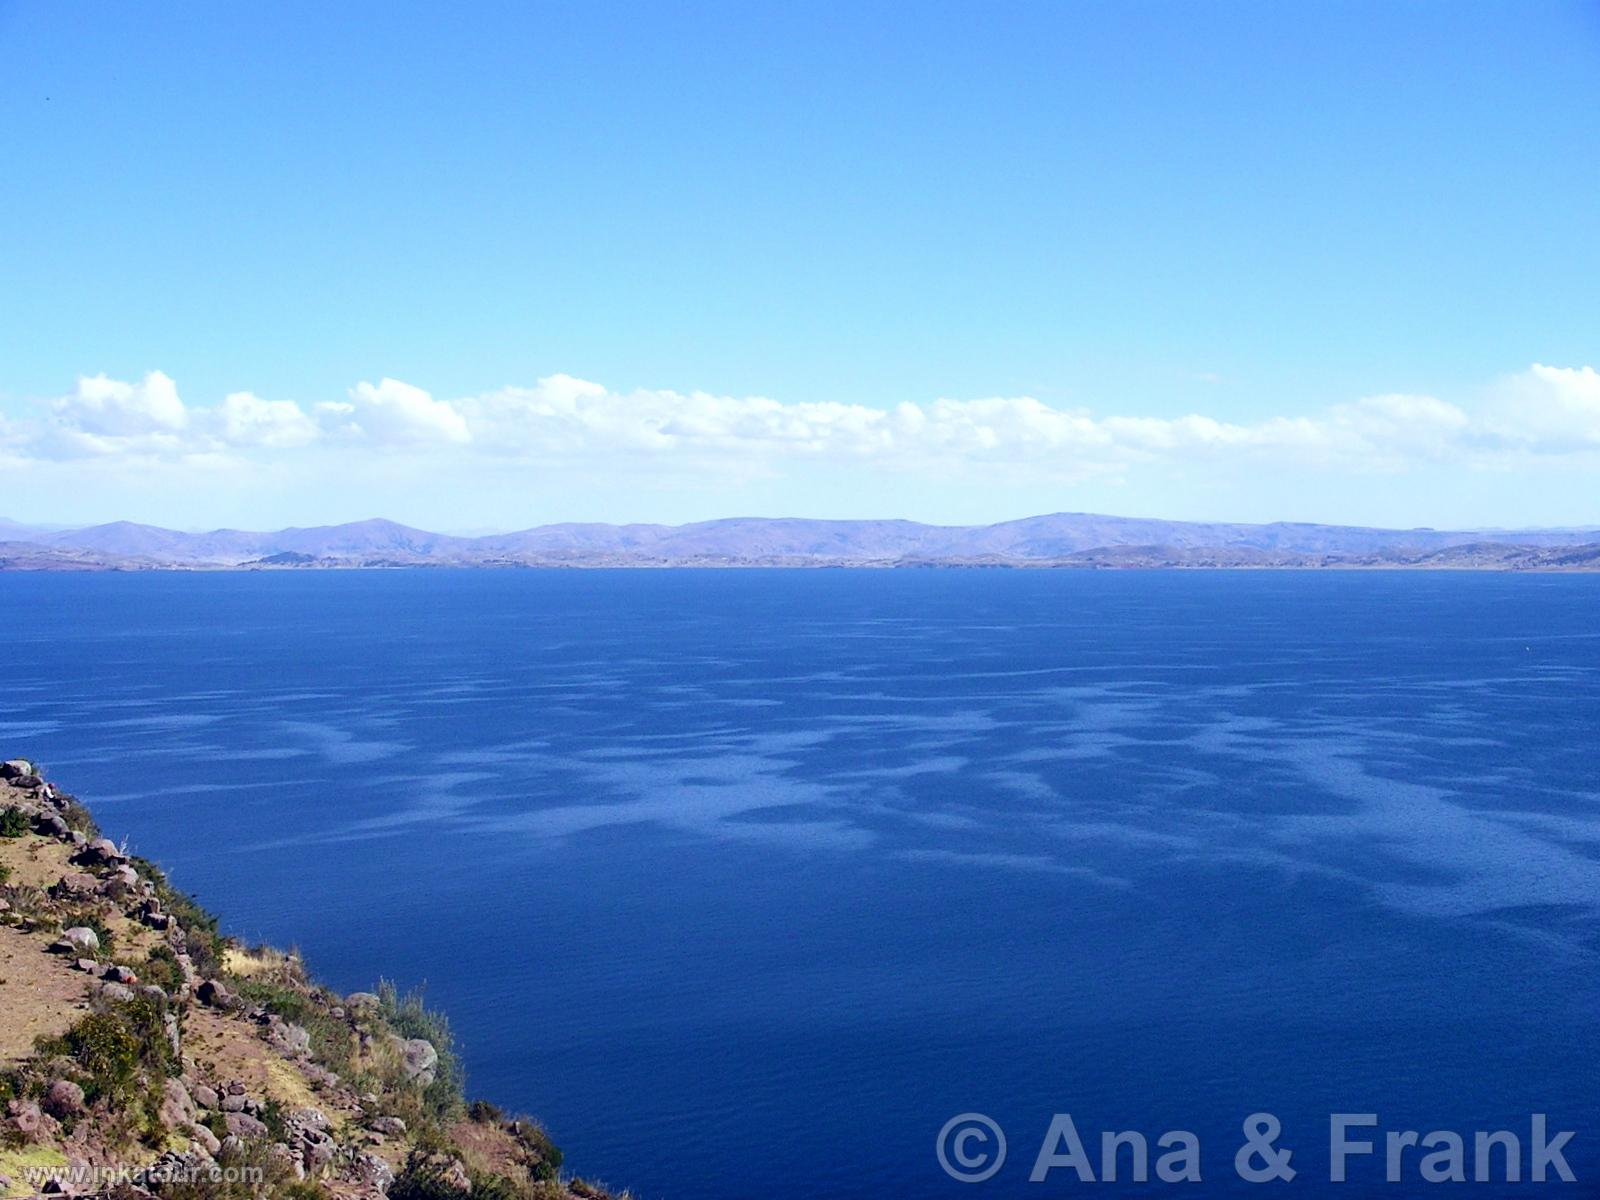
<box><xmin>0</xmin><ymin>923</ymin><xmax>91</xmax><ymax>1062</ymax></box>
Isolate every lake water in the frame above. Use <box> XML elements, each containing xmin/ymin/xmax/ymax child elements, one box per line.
<box><xmin>2</xmin><ymin>569</ymin><xmax>1597</xmax><ymax>1196</ymax></box>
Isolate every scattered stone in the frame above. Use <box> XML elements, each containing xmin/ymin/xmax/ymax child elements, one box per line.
<box><xmin>223</xmin><ymin>1112</ymin><xmax>269</xmax><ymax>1139</ymax></box>
<box><xmin>98</xmin><ymin>981</ymin><xmax>135</xmax><ymax>1004</ymax></box>
<box><xmin>0</xmin><ymin>760</ymin><xmax>30</xmax><ymax>780</ymax></box>
<box><xmin>157</xmin><ymin>1078</ymin><xmax>195</xmax><ymax>1131</ymax></box>
<box><xmin>301</xmin><ymin>1062</ymin><xmax>340</xmax><ymax>1088</ymax></box>
<box><xmin>58</xmin><ymin>928</ymin><xmax>99</xmax><ymax>960</ymax></box>
<box><xmin>103</xmin><ymin>964</ymin><xmax>140</xmax><ymax>985</ymax></box>
<box><xmin>51</xmin><ymin>872</ymin><xmax>100</xmax><ymax>899</ymax></box>
<box><xmin>73</xmin><ymin>958</ymin><xmax>101</xmax><ymax>975</ymax></box>
<box><xmin>74</xmin><ymin>837</ymin><xmax>126</xmax><ymax>867</ymax></box>
<box><xmin>43</xmin><ymin>1080</ymin><xmax>85</xmax><ymax>1118</ymax></box>
<box><xmin>398</xmin><ymin>1037</ymin><xmax>438</xmax><ymax>1086</ymax></box>
<box><xmin>346</xmin><ymin>991</ymin><xmax>380</xmax><ymax>1012</ymax></box>
<box><xmin>421</xmin><ymin>1155</ymin><xmax>472</xmax><ymax>1194</ymax></box>
<box><xmin>349</xmin><ymin>1152</ymin><xmax>394</xmax><ymax>1195</ymax></box>
<box><xmin>368</xmin><ymin>1115</ymin><xmax>406</xmax><ymax>1136</ymax></box>
<box><xmin>268</xmin><ymin>1022</ymin><xmax>312</xmax><ymax>1055</ymax></box>
<box><xmin>191</xmin><ymin>1084</ymin><xmax>219</xmax><ymax>1110</ymax></box>
<box><xmin>268</xmin><ymin>1142</ymin><xmax>306</xmax><ymax>1181</ymax></box>
<box><xmin>187</xmin><ymin>1121</ymin><xmax>222</xmax><ymax>1156</ymax></box>
<box><xmin>8</xmin><ymin>1099</ymin><xmax>44</xmax><ymax>1140</ymax></box>
<box><xmin>220</xmin><ymin>1093</ymin><xmax>247</xmax><ymax>1113</ymax></box>
<box><xmin>196</xmin><ymin>979</ymin><xmax>238</xmax><ymax>1010</ymax></box>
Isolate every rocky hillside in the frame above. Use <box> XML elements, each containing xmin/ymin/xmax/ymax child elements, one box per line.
<box><xmin>0</xmin><ymin>760</ymin><xmax>625</xmax><ymax>1200</ymax></box>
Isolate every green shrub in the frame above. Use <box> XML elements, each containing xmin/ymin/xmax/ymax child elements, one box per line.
<box><xmin>117</xmin><ymin>991</ymin><xmax>178</xmax><ymax>1076</ymax></box>
<box><xmin>58</xmin><ymin>797</ymin><xmax>98</xmax><ymax>837</ymax></box>
<box><xmin>55</xmin><ymin>1012</ymin><xmax>139</xmax><ymax>1101</ymax></box>
<box><xmin>507</xmin><ymin>1119</ymin><xmax>563</xmax><ymax>1181</ymax></box>
<box><xmin>388</xmin><ymin>1155</ymin><xmax>527</xmax><ymax>1200</ymax></box>
<box><xmin>231</xmin><ymin>979</ymin><xmax>354</xmax><ymax>1076</ymax></box>
<box><xmin>0</xmin><ymin>864</ymin><xmax>11</xmax><ymax>886</ymax></box>
<box><xmin>387</xmin><ymin>1158</ymin><xmax>466</xmax><ymax>1200</ymax></box>
<box><xmin>141</xmin><ymin>944</ymin><xmax>185</xmax><ymax>994</ymax></box>
<box><xmin>377</xmin><ymin>980</ymin><xmax>464</xmax><ymax>1119</ymax></box>
<box><xmin>0</xmin><ymin>808</ymin><xmax>29</xmax><ymax>838</ymax></box>
<box><xmin>128</xmin><ymin>855</ymin><xmax>226</xmax><ymax>976</ymax></box>
<box><xmin>467</xmin><ymin>1171</ymin><xmax>535</xmax><ymax>1200</ymax></box>
<box><xmin>3</xmin><ymin>884</ymin><xmax>48</xmax><ymax>924</ymax></box>
<box><xmin>155</xmin><ymin>1138</ymin><xmax>300</xmax><ymax>1200</ymax></box>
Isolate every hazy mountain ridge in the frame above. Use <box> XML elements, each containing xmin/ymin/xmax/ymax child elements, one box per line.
<box><xmin>1</xmin><ymin>512</ymin><xmax>1598</xmax><ymax>570</ymax></box>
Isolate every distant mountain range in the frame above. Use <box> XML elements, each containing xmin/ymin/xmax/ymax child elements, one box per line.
<box><xmin>3</xmin><ymin>513</ymin><xmax>1600</xmax><ymax>570</ymax></box>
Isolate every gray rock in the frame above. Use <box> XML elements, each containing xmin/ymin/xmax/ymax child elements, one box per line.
<box><xmin>98</xmin><ymin>981</ymin><xmax>135</xmax><ymax>1004</ymax></box>
<box><xmin>223</xmin><ymin>1112</ymin><xmax>269</xmax><ymax>1139</ymax></box>
<box><xmin>187</xmin><ymin>1121</ymin><xmax>222</xmax><ymax>1156</ymax></box>
<box><xmin>42</xmin><ymin>1081</ymin><xmax>85</xmax><ymax>1118</ymax></box>
<box><xmin>191</xmin><ymin>1084</ymin><xmax>219</xmax><ymax>1110</ymax></box>
<box><xmin>269</xmin><ymin>1022</ymin><xmax>312</xmax><ymax>1055</ymax></box>
<box><xmin>301</xmin><ymin>1136</ymin><xmax>336</xmax><ymax>1167</ymax></box>
<box><xmin>350</xmin><ymin>1152</ymin><xmax>394</xmax><ymax>1194</ymax></box>
<box><xmin>367</xmin><ymin>1115</ymin><xmax>406</xmax><ymax>1136</ymax></box>
<box><xmin>399</xmin><ymin>1037</ymin><xmax>438</xmax><ymax>1085</ymax></box>
<box><xmin>269</xmin><ymin>1142</ymin><xmax>306</xmax><ymax>1181</ymax></box>
<box><xmin>220</xmin><ymin>1093</ymin><xmax>247</xmax><ymax>1113</ymax></box>
<box><xmin>0</xmin><ymin>759</ymin><xmax>35</xmax><ymax>780</ymax></box>
<box><xmin>51</xmin><ymin>872</ymin><xmax>99</xmax><ymax>899</ymax></box>
<box><xmin>75</xmin><ymin>837</ymin><xmax>126</xmax><ymax>867</ymax></box>
<box><xmin>157</xmin><ymin>1078</ymin><xmax>194</xmax><ymax>1130</ymax></box>
<box><xmin>196</xmin><ymin>979</ymin><xmax>238</xmax><ymax>1010</ymax></box>
<box><xmin>60</xmin><ymin>926</ymin><xmax>100</xmax><ymax>955</ymax></box>
<box><xmin>8</xmin><ymin>1100</ymin><xmax>43</xmax><ymax>1140</ymax></box>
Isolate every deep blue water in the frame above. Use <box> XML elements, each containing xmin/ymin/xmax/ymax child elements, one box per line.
<box><xmin>2</xmin><ymin>569</ymin><xmax>1598</xmax><ymax>1196</ymax></box>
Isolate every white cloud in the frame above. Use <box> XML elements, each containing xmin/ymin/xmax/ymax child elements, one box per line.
<box><xmin>8</xmin><ymin>364</ymin><xmax>1600</xmax><ymax>481</ymax></box>
<box><xmin>1483</xmin><ymin>363</ymin><xmax>1600</xmax><ymax>449</ymax></box>
<box><xmin>331</xmin><ymin>378</ymin><xmax>472</xmax><ymax>446</ymax></box>
<box><xmin>52</xmin><ymin>371</ymin><xmax>187</xmax><ymax>437</ymax></box>
<box><xmin>209</xmin><ymin>391</ymin><xmax>321</xmax><ymax>449</ymax></box>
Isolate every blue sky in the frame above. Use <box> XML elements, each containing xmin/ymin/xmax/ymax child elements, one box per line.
<box><xmin>2</xmin><ymin>0</ymin><xmax>1597</xmax><ymax>531</ymax></box>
